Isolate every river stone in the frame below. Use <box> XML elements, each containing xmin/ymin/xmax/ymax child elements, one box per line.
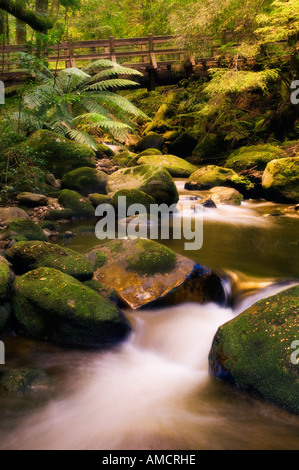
<box><xmin>262</xmin><ymin>157</ymin><xmax>299</xmax><ymax>202</ymax></box>
<box><xmin>0</xmin><ymin>218</ymin><xmax>47</xmax><ymax>242</ymax></box>
<box><xmin>225</xmin><ymin>144</ymin><xmax>286</xmax><ymax>172</ymax></box>
<box><xmin>88</xmin><ymin>239</ymin><xmax>225</xmax><ymax>309</ymax></box>
<box><xmin>168</xmin><ymin>131</ymin><xmax>198</xmax><ymax>158</ymax></box>
<box><xmin>58</xmin><ymin>189</ymin><xmax>95</xmax><ymax>218</ymax></box>
<box><xmin>209</xmin><ymin>285</ymin><xmax>299</xmax><ymax>414</ymax></box>
<box><xmin>185</xmin><ymin>165</ymin><xmax>254</xmax><ymax>194</ymax></box>
<box><xmin>0</xmin><ymin>256</ymin><xmax>14</xmax><ymax>301</ymax></box>
<box><xmin>26</xmin><ymin>130</ymin><xmax>96</xmax><ymax>178</ymax></box>
<box><xmin>61</xmin><ymin>167</ymin><xmax>108</xmax><ymax>196</ymax></box>
<box><xmin>135</xmin><ymin>133</ymin><xmax>165</xmax><ymax>152</ymax></box>
<box><xmin>44</xmin><ymin>173</ymin><xmax>61</xmax><ymax>189</ymax></box>
<box><xmin>16</xmin><ymin>192</ymin><xmax>48</xmax><ymax>207</ymax></box>
<box><xmin>206</xmin><ymin>187</ymin><xmax>244</xmax><ymax>206</ymax></box>
<box><xmin>137</xmin><ymin>154</ymin><xmax>198</xmax><ymax>177</ymax></box>
<box><xmin>107</xmin><ymin>165</ymin><xmax>179</xmax><ymax>205</ymax></box>
<box><xmin>6</xmin><ymin>241</ymin><xmax>94</xmax><ymax>280</ymax></box>
<box><xmin>0</xmin><ymin>207</ymin><xmax>29</xmax><ymax>226</ymax></box>
<box><xmin>12</xmin><ymin>267</ymin><xmax>130</xmax><ymax>347</ymax></box>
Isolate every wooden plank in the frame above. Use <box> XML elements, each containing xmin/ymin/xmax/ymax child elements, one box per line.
<box><xmin>109</xmin><ymin>36</ymin><xmax>116</xmax><ymax>62</ymax></box>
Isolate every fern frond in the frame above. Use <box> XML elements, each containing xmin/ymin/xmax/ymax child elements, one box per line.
<box><xmin>89</xmin><ymin>91</ymin><xmax>149</xmax><ymax>119</ymax></box>
<box><xmin>66</xmin><ymin>129</ymin><xmax>98</xmax><ymax>150</ymax></box>
<box><xmin>83</xmin><ymin>79</ymin><xmax>139</xmax><ymax>91</ymax></box>
<box><xmin>82</xmin><ymin>59</ymin><xmax>143</xmax><ymax>75</ymax></box>
<box><xmin>56</xmin><ymin>68</ymin><xmax>91</xmax><ymax>93</ymax></box>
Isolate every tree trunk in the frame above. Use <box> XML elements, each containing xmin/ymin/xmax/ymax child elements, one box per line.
<box><xmin>36</xmin><ymin>0</ymin><xmax>48</xmax><ymax>15</ymax></box>
<box><xmin>0</xmin><ymin>0</ymin><xmax>53</xmax><ymax>32</ymax></box>
<box><xmin>16</xmin><ymin>18</ymin><xmax>26</xmax><ymax>44</ymax></box>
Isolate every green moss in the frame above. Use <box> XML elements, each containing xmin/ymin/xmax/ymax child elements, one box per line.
<box><xmin>27</xmin><ymin>130</ymin><xmax>96</xmax><ymax>178</ymax></box>
<box><xmin>186</xmin><ymin>165</ymin><xmax>254</xmax><ymax>193</ymax></box>
<box><xmin>135</xmin><ymin>133</ymin><xmax>165</xmax><ymax>152</ymax></box>
<box><xmin>112</xmin><ymin>151</ymin><xmax>138</xmax><ymax>168</ymax></box>
<box><xmin>225</xmin><ymin>144</ymin><xmax>286</xmax><ymax>172</ymax></box>
<box><xmin>88</xmin><ymin>194</ymin><xmax>111</xmax><ymax>206</ymax></box>
<box><xmin>107</xmin><ymin>164</ymin><xmax>179</xmax><ymax>205</ymax></box>
<box><xmin>137</xmin><ymin>149</ymin><xmax>163</xmax><ymax>157</ymax></box>
<box><xmin>137</xmin><ymin>154</ymin><xmax>198</xmax><ymax>177</ymax></box>
<box><xmin>111</xmin><ymin>189</ymin><xmax>155</xmax><ymax>214</ymax></box>
<box><xmin>61</xmin><ymin>167</ymin><xmax>108</xmax><ymax>196</ymax></box>
<box><xmin>126</xmin><ymin>239</ymin><xmax>176</xmax><ymax>276</ymax></box>
<box><xmin>1</xmin><ymin>368</ymin><xmax>51</xmax><ymax>394</ymax></box>
<box><xmin>6</xmin><ymin>241</ymin><xmax>94</xmax><ymax>280</ymax></box>
<box><xmin>83</xmin><ymin>279</ymin><xmax>118</xmax><ymax>304</ymax></box>
<box><xmin>2</xmin><ymin>218</ymin><xmax>47</xmax><ymax>242</ymax></box>
<box><xmin>44</xmin><ymin>208</ymin><xmax>74</xmax><ymax>221</ymax></box>
<box><xmin>39</xmin><ymin>220</ymin><xmax>61</xmax><ymax>231</ymax></box>
<box><xmin>95</xmin><ymin>251</ymin><xmax>108</xmax><ymax>268</ymax></box>
<box><xmin>262</xmin><ymin>157</ymin><xmax>299</xmax><ymax>202</ymax></box>
<box><xmin>12</xmin><ymin>267</ymin><xmax>130</xmax><ymax>346</ymax></box>
<box><xmin>96</xmin><ymin>144</ymin><xmax>115</xmax><ymax>158</ymax></box>
<box><xmin>0</xmin><ymin>257</ymin><xmax>12</xmax><ymax>301</ymax></box>
<box><xmin>58</xmin><ymin>189</ymin><xmax>95</xmax><ymax>218</ymax></box>
<box><xmin>209</xmin><ymin>285</ymin><xmax>299</xmax><ymax>414</ymax></box>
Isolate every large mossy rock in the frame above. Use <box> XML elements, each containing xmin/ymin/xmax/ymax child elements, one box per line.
<box><xmin>137</xmin><ymin>148</ymin><xmax>163</xmax><ymax>157</ymax></box>
<box><xmin>185</xmin><ymin>165</ymin><xmax>254</xmax><ymax>193</ymax></box>
<box><xmin>58</xmin><ymin>189</ymin><xmax>95</xmax><ymax>218</ymax></box>
<box><xmin>107</xmin><ymin>165</ymin><xmax>179</xmax><ymax>205</ymax></box>
<box><xmin>225</xmin><ymin>144</ymin><xmax>286</xmax><ymax>172</ymax></box>
<box><xmin>6</xmin><ymin>241</ymin><xmax>94</xmax><ymax>280</ymax></box>
<box><xmin>110</xmin><ymin>189</ymin><xmax>155</xmax><ymax>215</ymax></box>
<box><xmin>192</xmin><ymin>134</ymin><xmax>226</xmax><ymax>161</ymax></box>
<box><xmin>168</xmin><ymin>131</ymin><xmax>198</xmax><ymax>158</ymax></box>
<box><xmin>0</xmin><ymin>218</ymin><xmax>47</xmax><ymax>242</ymax></box>
<box><xmin>16</xmin><ymin>192</ymin><xmax>48</xmax><ymax>207</ymax></box>
<box><xmin>12</xmin><ymin>267</ymin><xmax>130</xmax><ymax>347</ymax></box>
<box><xmin>44</xmin><ymin>208</ymin><xmax>74</xmax><ymax>221</ymax></box>
<box><xmin>205</xmin><ymin>187</ymin><xmax>244</xmax><ymax>206</ymax></box>
<box><xmin>137</xmin><ymin>154</ymin><xmax>198</xmax><ymax>177</ymax></box>
<box><xmin>112</xmin><ymin>151</ymin><xmax>138</xmax><ymax>168</ymax></box>
<box><xmin>27</xmin><ymin>130</ymin><xmax>96</xmax><ymax>178</ymax></box>
<box><xmin>87</xmin><ymin>239</ymin><xmax>225</xmax><ymax>309</ymax></box>
<box><xmin>0</xmin><ymin>256</ymin><xmax>14</xmax><ymax>302</ymax></box>
<box><xmin>209</xmin><ymin>285</ymin><xmax>299</xmax><ymax>414</ymax></box>
<box><xmin>135</xmin><ymin>133</ymin><xmax>165</xmax><ymax>152</ymax></box>
<box><xmin>0</xmin><ymin>207</ymin><xmax>29</xmax><ymax>226</ymax></box>
<box><xmin>262</xmin><ymin>157</ymin><xmax>299</xmax><ymax>202</ymax></box>
<box><xmin>61</xmin><ymin>167</ymin><xmax>108</xmax><ymax>196</ymax></box>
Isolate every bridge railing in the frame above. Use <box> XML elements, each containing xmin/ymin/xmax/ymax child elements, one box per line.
<box><xmin>0</xmin><ymin>32</ymin><xmax>226</xmax><ymax>79</ymax></box>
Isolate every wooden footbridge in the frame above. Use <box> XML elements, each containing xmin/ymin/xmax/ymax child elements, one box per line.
<box><xmin>0</xmin><ymin>32</ymin><xmax>235</xmax><ymax>90</ymax></box>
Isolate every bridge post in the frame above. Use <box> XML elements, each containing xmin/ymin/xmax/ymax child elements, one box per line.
<box><xmin>109</xmin><ymin>36</ymin><xmax>116</xmax><ymax>63</ymax></box>
<box><xmin>148</xmin><ymin>34</ymin><xmax>157</xmax><ymax>69</ymax></box>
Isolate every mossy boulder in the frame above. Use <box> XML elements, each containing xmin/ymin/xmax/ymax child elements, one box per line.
<box><xmin>206</xmin><ymin>187</ymin><xmax>244</xmax><ymax>206</ymax></box>
<box><xmin>137</xmin><ymin>154</ymin><xmax>198</xmax><ymax>177</ymax></box>
<box><xmin>185</xmin><ymin>165</ymin><xmax>254</xmax><ymax>194</ymax></box>
<box><xmin>83</xmin><ymin>279</ymin><xmax>118</xmax><ymax>305</ymax></box>
<box><xmin>12</xmin><ymin>267</ymin><xmax>130</xmax><ymax>347</ymax></box>
<box><xmin>262</xmin><ymin>157</ymin><xmax>299</xmax><ymax>202</ymax></box>
<box><xmin>112</xmin><ymin>151</ymin><xmax>138</xmax><ymax>168</ymax></box>
<box><xmin>107</xmin><ymin>165</ymin><xmax>179</xmax><ymax>205</ymax></box>
<box><xmin>16</xmin><ymin>192</ymin><xmax>48</xmax><ymax>207</ymax></box>
<box><xmin>6</xmin><ymin>241</ymin><xmax>94</xmax><ymax>280</ymax></box>
<box><xmin>89</xmin><ymin>239</ymin><xmax>225</xmax><ymax>309</ymax></box>
<box><xmin>209</xmin><ymin>285</ymin><xmax>299</xmax><ymax>414</ymax></box>
<box><xmin>58</xmin><ymin>189</ymin><xmax>95</xmax><ymax>218</ymax></box>
<box><xmin>1</xmin><ymin>368</ymin><xmax>51</xmax><ymax>394</ymax></box>
<box><xmin>88</xmin><ymin>193</ymin><xmax>111</xmax><ymax>207</ymax></box>
<box><xmin>44</xmin><ymin>208</ymin><xmax>74</xmax><ymax>221</ymax></box>
<box><xmin>0</xmin><ymin>219</ymin><xmax>47</xmax><ymax>242</ymax></box>
<box><xmin>110</xmin><ymin>189</ymin><xmax>155</xmax><ymax>216</ymax></box>
<box><xmin>61</xmin><ymin>167</ymin><xmax>108</xmax><ymax>196</ymax></box>
<box><xmin>0</xmin><ymin>256</ymin><xmax>13</xmax><ymax>301</ymax></box>
<box><xmin>0</xmin><ymin>207</ymin><xmax>29</xmax><ymax>226</ymax></box>
<box><xmin>27</xmin><ymin>130</ymin><xmax>96</xmax><ymax>178</ymax></box>
<box><xmin>135</xmin><ymin>133</ymin><xmax>165</xmax><ymax>152</ymax></box>
<box><xmin>96</xmin><ymin>144</ymin><xmax>115</xmax><ymax>158</ymax></box>
<box><xmin>137</xmin><ymin>148</ymin><xmax>163</xmax><ymax>157</ymax></box>
<box><xmin>225</xmin><ymin>144</ymin><xmax>286</xmax><ymax>172</ymax></box>
<box><xmin>163</xmin><ymin>130</ymin><xmax>180</xmax><ymax>142</ymax></box>
<box><xmin>168</xmin><ymin>131</ymin><xmax>198</xmax><ymax>158</ymax></box>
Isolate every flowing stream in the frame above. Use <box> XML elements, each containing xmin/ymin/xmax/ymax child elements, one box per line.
<box><xmin>0</xmin><ymin>182</ymin><xmax>298</xmax><ymax>450</ymax></box>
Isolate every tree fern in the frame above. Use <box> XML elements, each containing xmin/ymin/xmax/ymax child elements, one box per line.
<box><xmin>11</xmin><ymin>55</ymin><xmax>150</xmax><ymax>146</ymax></box>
